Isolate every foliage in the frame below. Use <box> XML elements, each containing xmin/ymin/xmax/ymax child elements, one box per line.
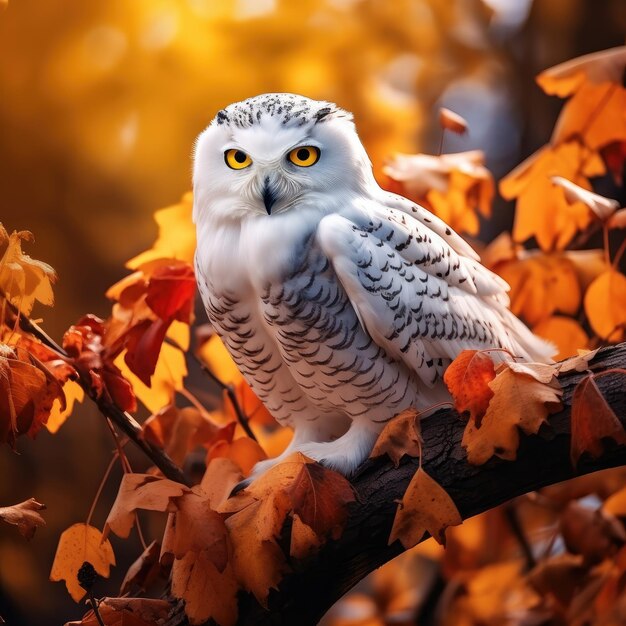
<box><xmin>0</xmin><ymin>45</ymin><xmax>625</xmax><ymax>626</ymax></box>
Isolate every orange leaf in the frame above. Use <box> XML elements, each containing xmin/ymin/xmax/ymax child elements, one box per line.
<box><xmin>439</xmin><ymin>108</ymin><xmax>468</xmax><ymax>135</ymax></box>
<box><xmin>207</xmin><ymin>436</ymin><xmax>267</xmax><ymax>477</ymax></box>
<box><xmin>570</xmin><ymin>374</ymin><xmax>626</xmax><ymax>466</ymax></box>
<box><xmin>50</xmin><ymin>523</ymin><xmax>115</xmax><ymax>602</ymax></box>
<box><xmin>199</xmin><ymin>458</ymin><xmax>242</xmax><ymax>509</ymax></box>
<box><xmin>608</xmin><ymin>208</ymin><xmax>626</xmax><ymax>230</ymax></box>
<box><xmin>0</xmin><ymin>498</ymin><xmax>46</xmax><ymax>540</ymax></box>
<box><xmin>389</xmin><ymin>467</ymin><xmax>461</xmax><ymax>548</ymax></box>
<box><xmin>584</xmin><ymin>270</ymin><xmax>626</xmax><ymax>341</ymax></box>
<box><xmin>104</xmin><ymin>474</ymin><xmax>189</xmax><ymax>539</ymax></box>
<box><xmin>66</xmin><ymin>598</ymin><xmax>170</xmax><ymax>626</ymax></box>
<box><xmin>462</xmin><ymin>364</ymin><xmax>563</xmax><ymax>465</ymax></box>
<box><xmin>443</xmin><ymin>350</ymin><xmax>496</xmax><ymax>425</ymax></box>
<box><xmin>551</xmin><ymin>176</ymin><xmax>619</xmax><ymax>221</ymax></box>
<box><xmin>533</xmin><ymin>316</ymin><xmax>588</xmax><ymax>360</ymax></box>
<box><xmin>369</xmin><ymin>408</ymin><xmax>422</xmax><ymax>467</ymax></box>
<box><xmin>120</xmin><ymin>541</ymin><xmax>165</xmax><ymax>595</ymax></box>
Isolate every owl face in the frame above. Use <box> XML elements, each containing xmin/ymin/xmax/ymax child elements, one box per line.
<box><xmin>192</xmin><ymin>94</ymin><xmax>374</xmax><ymax>224</ymax></box>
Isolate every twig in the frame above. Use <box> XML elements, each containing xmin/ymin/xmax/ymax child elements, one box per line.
<box><xmin>191</xmin><ymin>352</ymin><xmax>258</xmax><ymax>442</ymax></box>
<box><xmin>87</xmin><ymin>593</ymin><xmax>106</xmax><ymax>626</ymax></box>
<box><xmin>503</xmin><ymin>502</ymin><xmax>536</xmax><ymax>570</ymax></box>
<box><xmin>2</xmin><ymin>294</ymin><xmax>190</xmax><ymax>486</ymax></box>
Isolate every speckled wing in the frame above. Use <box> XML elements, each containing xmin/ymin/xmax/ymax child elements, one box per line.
<box><xmin>318</xmin><ymin>200</ymin><xmax>553</xmax><ymax>387</ymax></box>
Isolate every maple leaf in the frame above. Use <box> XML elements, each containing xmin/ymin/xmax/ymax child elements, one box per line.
<box><xmin>500</xmin><ymin>141</ymin><xmax>604</xmax><ymax>251</ymax></box>
<box><xmin>162</xmin><ymin>491</ymin><xmax>238</xmax><ymax>626</ymax></box>
<box><xmin>383</xmin><ymin>150</ymin><xmax>493</xmax><ymax>235</ymax></box>
<box><xmin>533</xmin><ymin>316</ymin><xmax>588</xmax><ymax>360</ymax></box>
<box><xmin>50</xmin><ymin>523</ymin><xmax>115</xmax><ymax>602</ymax></box>
<box><xmin>494</xmin><ymin>251</ymin><xmax>582</xmax><ymax>325</ymax></box>
<box><xmin>126</xmin><ymin>192</ymin><xmax>196</xmax><ymax>268</ymax></box>
<box><xmin>46</xmin><ymin>379</ymin><xmax>85</xmax><ymax>434</ymax></box>
<box><xmin>223</xmin><ymin>453</ymin><xmax>355</xmax><ymax>604</ymax></box>
<box><xmin>369</xmin><ymin>408</ymin><xmax>422</xmax><ymax>467</ymax></box>
<box><xmin>0</xmin><ymin>224</ymin><xmax>56</xmax><ymax>315</ymax></box>
<box><xmin>199</xmin><ymin>458</ymin><xmax>243</xmax><ymax>509</ymax></box>
<box><xmin>0</xmin><ymin>344</ymin><xmax>65</xmax><ymax>447</ymax></box>
<box><xmin>443</xmin><ymin>350</ymin><xmax>496</xmax><ymax>425</ymax></box>
<box><xmin>105</xmin><ymin>260</ymin><xmax>195</xmax><ymax>386</ymax></box>
<box><xmin>584</xmin><ymin>270</ymin><xmax>626</xmax><ymax>342</ymax></box>
<box><xmin>389</xmin><ymin>467</ymin><xmax>461</xmax><ymax>548</ymax></box>
<box><xmin>570</xmin><ymin>373</ymin><xmax>626</xmax><ymax>466</ymax></box>
<box><xmin>462</xmin><ymin>363</ymin><xmax>563</xmax><ymax>465</ymax></box>
<box><xmin>104</xmin><ymin>473</ymin><xmax>189</xmax><ymax>539</ymax></box>
<box><xmin>0</xmin><ymin>498</ymin><xmax>46</xmax><ymax>539</ymax></box>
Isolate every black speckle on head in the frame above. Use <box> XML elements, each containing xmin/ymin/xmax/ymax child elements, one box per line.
<box><xmin>213</xmin><ymin>93</ymin><xmax>351</xmax><ymax>129</ymax></box>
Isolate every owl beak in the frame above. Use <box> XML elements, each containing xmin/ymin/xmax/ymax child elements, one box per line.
<box><xmin>262</xmin><ymin>177</ymin><xmax>277</xmax><ymax>215</ymax></box>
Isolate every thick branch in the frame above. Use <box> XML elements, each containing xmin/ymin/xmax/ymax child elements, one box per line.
<box><xmin>230</xmin><ymin>343</ymin><xmax>626</xmax><ymax>625</ymax></box>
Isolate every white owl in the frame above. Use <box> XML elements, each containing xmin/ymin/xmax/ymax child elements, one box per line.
<box><xmin>193</xmin><ymin>93</ymin><xmax>553</xmax><ymax>480</ymax></box>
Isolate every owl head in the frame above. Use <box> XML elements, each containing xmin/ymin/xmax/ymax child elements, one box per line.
<box><xmin>192</xmin><ymin>93</ymin><xmax>376</xmax><ymax>224</ymax></box>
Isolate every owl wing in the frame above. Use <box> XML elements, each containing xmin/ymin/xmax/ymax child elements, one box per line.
<box><xmin>317</xmin><ymin>201</ymin><xmax>553</xmax><ymax>387</ymax></box>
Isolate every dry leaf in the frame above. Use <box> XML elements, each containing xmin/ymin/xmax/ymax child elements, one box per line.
<box><xmin>207</xmin><ymin>436</ymin><xmax>267</xmax><ymax>477</ymax></box>
<box><xmin>557</xmin><ymin>348</ymin><xmax>600</xmax><ymax>374</ymax></box>
<box><xmin>50</xmin><ymin>523</ymin><xmax>116</xmax><ymax>602</ymax></box>
<box><xmin>439</xmin><ymin>107</ymin><xmax>468</xmax><ymax>135</ymax></box>
<box><xmin>104</xmin><ymin>474</ymin><xmax>189</xmax><ymax>539</ymax></box>
<box><xmin>65</xmin><ymin>597</ymin><xmax>170</xmax><ymax>626</ymax></box>
<box><xmin>199</xmin><ymin>458</ymin><xmax>242</xmax><ymax>509</ymax></box>
<box><xmin>570</xmin><ymin>374</ymin><xmax>626</xmax><ymax>466</ymax></box>
<box><xmin>369</xmin><ymin>408</ymin><xmax>422</xmax><ymax>467</ymax></box>
<box><xmin>389</xmin><ymin>467</ymin><xmax>461</xmax><ymax>548</ymax></box>
<box><xmin>462</xmin><ymin>364</ymin><xmax>563</xmax><ymax>465</ymax></box>
<box><xmin>0</xmin><ymin>498</ymin><xmax>46</xmax><ymax>539</ymax></box>
<box><xmin>584</xmin><ymin>270</ymin><xmax>626</xmax><ymax>341</ymax></box>
<box><xmin>551</xmin><ymin>176</ymin><xmax>619</xmax><ymax>221</ymax></box>
<box><xmin>443</xmin><ymin>350</ymin><xmax>496</xmax><ymax>425</ymax></box>
<box><xmin>0</xmin><ymin>224</ymin><xmax>56</xmax><ymax>315</ymax></box>
<box><xmin>120</xmin><ymin>541</ymin><xmax>165</xmax><ymax>595</ymax></box>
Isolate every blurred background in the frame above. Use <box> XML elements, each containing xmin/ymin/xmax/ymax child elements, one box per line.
<box><xmin>0</xmin><ymin>0</ymin><xmax>625</xmax><ymax>623</ymax></box>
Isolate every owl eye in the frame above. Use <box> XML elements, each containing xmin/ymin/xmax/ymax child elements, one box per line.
<box><xmin>225</xmin><ymin>149</ymin><xmax>252</xmax><ymax>170</ymax></box>
<box><xmin>288</xmin><ymin>146</ymin><xmax>320</xmax><ymax>167</ymax></box>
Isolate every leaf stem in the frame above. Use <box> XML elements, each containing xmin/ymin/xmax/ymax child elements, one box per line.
<box><xmin>87</xmin><ymin>592</ymin><xmax>106</xmax><ymax>626</ymax></box>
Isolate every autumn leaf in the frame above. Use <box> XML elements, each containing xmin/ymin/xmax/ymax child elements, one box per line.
<box><xmin>162</xmin><ymin>491</ymin><xmax>238</xmax><ymax>626</ymax></box>
<box><xmin>126</xmin><ymin>192</ymin><xmax>196</xmax><ymax>268</ymax></box>
<box><xmin>0</xmin><ymin>344</ymin><xmax>65</xmax><ymax>447</ymax></box>
<box><xmin>462</xmin><ymin>363</ymin><xmax>563</xmax><ymax>465</ymax></box>
<box><xmin>50</xmin><ymin>523</ymin><xmax>116</xmax><ymax>602</ymax></box>
<box><xmin>0</xmin><ymin>498</ymin><xmax>46</xmax><ymax>539</ymax></box>
<box><xmin>207</xmin><ymin>436</ymin><xmax>267</xmax><ymax>477</ymax></box>
<box><xmin>370</xmin><ymin>408</ymin><xmax>422</xmax><ymax>467</ymax></box>
<box><xmin>551</xmin><ymin>176</ymin><xmax>619</xmax><ymax>221</ymax></box>
<box><xmin>443</xmin><ymin>350</ymin><xmax>496</xmax><ymax>425</ymax></box>
<box><xmin>570</xmin><ymin>374</ymin><xmax>626</xmax><ymax>466</ymax></box>
<box><xmin>584</xmin><ymin>270</ymin><xmax>626</xmax><ymax>341</ymax></box>
<box><xmin>500</xmin><ymin>141</ymin><xmax>604</xmax><ymax>251</ymax></box>
<box><xmin>383</xmin><ymin>150</ymin><xmax>493</xmax><ymax>235</ymax></box>
<box><xmin>495</xmin><ymin>252</ymin><xmax>581</xmax><ymax>325</ymax></box>
<box><xmin>199</xmin><ymin>458</ymin><xmax>243</xmax><ymax>509</ymax></box>
<box><xmin>389</xmin><ymin>467</ymin><xmax>461</xmax><ymax>548</ymax></box>
<box><xmin>608</xmin><ymin>208</ymin><xmax>626</xmax><ymax>230</ymax></box>
<box><xmin>533</xmin><ymin>316</ymin><xmax>588</xmax><ymax>360</ymax></box>
<box><xmin>224</xmin><ymin>453</ymin><xmax>355</xmax><ymax>604</ymax></box>
<box><xmin>0</xmin><ymin>224</ymin><xmax>56</xmax><ymax>315</ymax></box>
<box><xmin>104</xmin><ymin>473</ymin><xmax>189</xmax><ymax>539</ymax></box>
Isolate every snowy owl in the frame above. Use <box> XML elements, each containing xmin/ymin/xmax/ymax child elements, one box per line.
<box><xmin>193</xmin><ymin>93</ymin><xmax>553</xmax><ymax>480</ymax></box>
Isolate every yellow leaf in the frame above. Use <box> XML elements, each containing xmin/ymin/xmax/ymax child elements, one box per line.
<box><xmin>50</xmin><ymin>523</ymin><xmax>115</xmax><ymax>602</ymax></box>
<box><xmin>115</xmin><ymin>342</ymin><xmax>187</xmax><ymax>414</ymax></box>
<box><xmin>584</xmin><ymin>270</ymin><xmax>626</xmax><ymax>341</ymax></box>
<box><xmin>198</xmin><ymin>335</ymin><xmax>242</xmax><ymax>386</ymax></box>
<box><xmin>46</xmin><ymin>380</ymin><xmax>85</xmax><ymax>434</ymax></box>
<box><xmin>389</xmin><ymin>467</ymin><xmax>461</xmax><ymax>548</ymax></box>
<box><xmin>126</xmin><ymin>193</ymin><xmax>196</xmax><ymax>268</ymax></box>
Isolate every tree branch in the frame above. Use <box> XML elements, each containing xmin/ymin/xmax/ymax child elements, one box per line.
<box><xmin>223</xmin><ymin>342</ymin><xmax>626</xmax><ymax>625</ymax></box>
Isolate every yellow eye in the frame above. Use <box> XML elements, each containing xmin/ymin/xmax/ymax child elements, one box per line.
<box><xmin>225</xmin><ymin>149</ymin><xmax>252</xmax><ymax>170</ymax></box>
<box><xmin>288</xmin><ymin>146</ymin><xmax>320</xmax><ymax>167</ymax></box>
